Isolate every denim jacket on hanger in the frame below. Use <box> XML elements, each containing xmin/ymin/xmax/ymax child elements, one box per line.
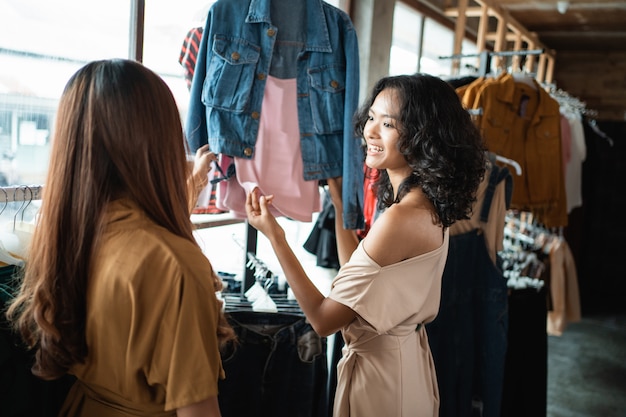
<box><xmin>185</xmin><ymin>0</ymin><xmax>364</xmax><ymax>229</ymax></box>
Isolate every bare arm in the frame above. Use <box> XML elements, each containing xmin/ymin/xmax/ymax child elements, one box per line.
<box><xmin>326</xmin><ymin>177</ymin><xmax>360</xmax><ymax>267</ymax></box>
<box><xmin>177</xmin><ymin>396</ymin><xmax>221</xmax><ymax>417</ymax></box>
<box><xmin>245</xmin><ymin>189</ymin><xmax>356</xmax><ymax>337</ymax></box>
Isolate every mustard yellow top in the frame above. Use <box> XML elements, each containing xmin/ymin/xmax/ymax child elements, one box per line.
<box><xmin>59</xmin><ymin>199</ymin><xmax>224</xmax><ymax>416</ymax></box>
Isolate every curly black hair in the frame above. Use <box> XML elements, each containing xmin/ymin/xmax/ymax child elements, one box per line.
<box><xmin>354</xmin><ymin>73</ymin><xmax>487</xmax><ymax>228</ymax></box>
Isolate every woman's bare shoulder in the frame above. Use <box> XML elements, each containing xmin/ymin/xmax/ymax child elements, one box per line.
<box><xmin>362</xmin><ymin>204</ymin><xmax>442</xmax><ymax>266</ymax></box>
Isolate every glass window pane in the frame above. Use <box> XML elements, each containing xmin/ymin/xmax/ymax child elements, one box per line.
<box><xmin>141</xmin><ymin>0</ymin><xmax>349</xmax><ymax>122</ymax></box>
<box><xmin>142</xmin><ymin>0</ymin><xmax>216</xmax><ymax>119</ymax></box>
<box><xmin>324</xmin><ymin>0</ymin><xmax>348</xmax><ymax>10</ymax></box>
<box><xmin>390</xmin><ymin>2</ymin><xmax>422</xmax><ymax>76</ymax></box>
<box><xmin>460</xmin><ymin>39</ymin><xmax>479</xmax><ymax>76</ymax></box>
<box><xmin>0</xmin><ymin>0</ymin><xmax>130</xmax><ymax>185</ymax></box>
<box><xmin>421</xmin><ymin>18</ymin><xmax>454</xmax><ymax>77</ymax></box>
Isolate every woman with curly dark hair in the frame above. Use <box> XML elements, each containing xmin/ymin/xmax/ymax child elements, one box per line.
<box><xmin>245</xmin><ymin>73</ymin><xmax>486</xmax><ymax>417</ymax></box>
<box><xmin>6</xmin><ymin>59</ymin><xmax>235</xmax><ymax>417</ymax></box>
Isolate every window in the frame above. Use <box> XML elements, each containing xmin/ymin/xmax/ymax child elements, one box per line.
<box><xmin>389</xmin><ymin>2</ymin><xmax>423</xmax><ymax>76</ymax></box>
<box><xmin>142</xmin><ymin>0</ymin><xmax>216</xmax><ymax>119</ymax></box>
<box><xmin>420</xmin><ymin>18</ymin><xmax>454</xmax><ymax>77</ymax></box>
<box><xmin>0</xmin><ymin>0</ymin><xmax>349</xmax><ymax>187</ymax></box>
<box><xmin>389</xmin><ymin>3</ymin><xmax>468</xmax><ymax>79</ymax></box>
<box><xmin>0</xmin><ymin>0</ymin><xmax>130</xmax><ymax>185</ymax></box>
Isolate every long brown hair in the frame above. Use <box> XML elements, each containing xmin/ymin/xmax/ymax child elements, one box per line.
<box><xmin>5</xmin><ymin>59</ymin><xmax>234</xmax><ymax>380</ymax></box>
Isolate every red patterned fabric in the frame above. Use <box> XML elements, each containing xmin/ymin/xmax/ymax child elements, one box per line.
<box><xmin>357</xmin><ymin>165</ymin><xmax>379</xmax><ymax>239</ymax></box>
<box><xmin>179</xmin><ymin>27</ymin><xmax>203</xmax><ymax>90</ymax></box>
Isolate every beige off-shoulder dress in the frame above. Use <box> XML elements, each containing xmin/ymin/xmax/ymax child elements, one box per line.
<box><xmin>329</xmin><ymin>230</ymin><xmax>449</xmax><ymax>417</ymax></box>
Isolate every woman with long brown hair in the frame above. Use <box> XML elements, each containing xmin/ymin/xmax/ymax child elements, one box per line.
<box><xmin>6</xmin><ymin>59</ymin><xmax>234</xmax><ymax>417</ymax></box>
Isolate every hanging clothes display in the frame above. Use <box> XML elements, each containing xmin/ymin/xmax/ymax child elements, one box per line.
<box><xmin>1</xmin><ymin>264</ymin><xmax>74</xmax><ymax>417</ymax></box>
<box><xmin>544</xmin><ymin>235</ymin><xmax>581</xmax><ymax>336</ymax></box>
<box><xmin>498</xmin><ymin>210</ymin><xmax>564</xmax><ymax>417</ymax></box>
<box><xmin>562</xmin><ymin>111</ymin><xmax>586</xmax><ymax>213</ymax></box>
<box><xmin>185</xmin><ymin>0</ymin><xmax>364</xmax><ymax>229</ymax></box>
<box><xmin>178</xmin><ymin>25</ymin><xmax>226</xmax><ymax>215</ymax></box>
<box><xmin>0</xmin><ymin>188</ymin><xmax>76</xmax><ymax>417</ymax></box>
<box><xmin>217</xmin><ymin>311</ymin><xmax>328</xmax><ymax>417</ymax></box>
<box><xmin>501</xmin><ymin>285</ymin><xmax>548</xmax><ymax>417</ymax></box>
<box><xmin>426</xmin><ymin>157</ymin><xmax>513</xmax><ymax>417</ymax></box>
<box><xmin>217</xmin><ymin>253</ymin><xmax>328</xmax><ymax>417</ymax></box>
<box><xmin>178</xmin><ymin>26</ymin><xmax>203</xmax><ymax>90</ymax></box>
<box><xmin>460</xmin><ymin>72</ymin><xmax>568</xmax><ymax>228</ymax></box>
<box><xmin>445</xmin><ymin>44</ymin><xmax>587</xmax><ymax>417</ymax></box>
<box><xmin>358</xmin><ymin>165</ymin><xmax>380</xmax><ymax>240</ymax></box>
<box><xmin>303</xmin><ymin>189</ymin><xmax>340</xmax><ymax>270</ymax></box>
<box><xmin>548</xmin><ymin>88</ymin><xmax>588</xmax><ymax>214</ymax></box>
<box><xmin>495</xmin><ymin>187</ymin><xmax>583</xmax><ymax>417</ymax></box>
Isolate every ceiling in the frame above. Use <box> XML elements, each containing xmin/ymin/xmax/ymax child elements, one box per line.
<box><xmin>417</xmin><ymin>0</ymin><xmax>626</xmax><ymax>53</ymax></box>
<box><xmin>492</xmin><ymin>0</ymin><xmax>626</xmax><ymax>52</ymax></box>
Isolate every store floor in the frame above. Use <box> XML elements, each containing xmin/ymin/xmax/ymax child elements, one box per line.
<box><xmin>547</xmin><ymin>312</ymin><xmax>626</xmax><ymax>417</ymax></box>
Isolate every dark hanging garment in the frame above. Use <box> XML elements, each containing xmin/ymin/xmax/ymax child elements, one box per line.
<box><xmin>0</xmin><ymin>265</ymin><xmax>75</xmax><ymax>417</ymax></box>
<box><xmin>218</xmin><ymin>311</ymin><xmax>328</xmax><ymax>417</ymax></box>
<box><xmin>303</xmin><ymin>190</ymin><xmax>340</xmax><ymax>270</ymax></box>
<box><xmin>501</xmin><ymin>286</ymin><xmax>548</xmax><ymax>417</ymax></box>
<box><xmin>426</xmin><ymin>163</ymin><xmax>512</xmax><ymax>417</ymax></box>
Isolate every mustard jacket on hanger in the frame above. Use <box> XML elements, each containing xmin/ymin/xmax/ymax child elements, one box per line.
<box><xmin>473</xmin><ymin>73</ymin><xmax>567</xmax><ymax>228</ymax></box>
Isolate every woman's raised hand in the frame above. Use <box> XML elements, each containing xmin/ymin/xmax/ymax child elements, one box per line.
<box><xmin>191</xmin><ymin>144</ymin><xmax>217</xmax><ymax>181</ymax></box>
<box><xmin>245</xmin><ymin>188</ymin><xmax>284</xmax><ymax>242</ymax></box>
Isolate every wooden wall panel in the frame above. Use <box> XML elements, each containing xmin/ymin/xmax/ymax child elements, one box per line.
<box><xmin>554</xmin><ymin>51</ymin><xmax>626</xmax><ymax>121</ymax></box>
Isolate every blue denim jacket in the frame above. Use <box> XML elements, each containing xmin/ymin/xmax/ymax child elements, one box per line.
<box><xmin>185</xmin><ymin>0</ymin><xmax>364</xmax><ymax>229</ymax></box>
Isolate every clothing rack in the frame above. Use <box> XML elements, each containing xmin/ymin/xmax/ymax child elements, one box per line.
<box><xmin>493</xmin><ymin>155</ymin><xmax>522</xmax><ymax>176</ymax></box>
<box><xmin>547</xmin><ymin>86</ymin><xmax>615</xmax><ymax>147</ymax></box>
<box><xmin>439</xmin><ymin>49</ymin><xmax>545</xmax><ymax>78</ymax></box>
<box><xmin>500</xmin><ymin>210</ymin><xmax>557</xmax><ymax>291</ymax></box>
<box><xmin>242</xmin><ymin>223</ymin><xmax>259</xmax><ymax>294</ymax></box>
<box><xmin>0</xmin><ymin>185</ymin><xmax>42</xmax><ymax>264</ymax></box>
<box><xmin>224</xmin><ymin>237</ymin><xmax>302</xmax><ymax>314</ymax></box>
<box><xmin>1</xmin><ymin>184</ymin><xmax>264</xmax><ymax>300</ymax></box>
<box><xmin>0</xmin><ymin>185</ymin><xmax>43</xmax><ymax>203</ymax></box>
<box><xmin>0</xmin><ymin>186</ymin><xmax>266</xmax><ymax>295</ymax></box>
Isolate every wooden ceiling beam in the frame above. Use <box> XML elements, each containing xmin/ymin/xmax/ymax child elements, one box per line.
<box><xmin>444</xmin><ymin>6</ymin><xmax>492</xmax><ymax>18</ymax></box>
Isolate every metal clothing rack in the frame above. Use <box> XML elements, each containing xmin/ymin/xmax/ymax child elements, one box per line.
<box><xmin>0</xmin><ymin>185</ymin><xmax>267</xmax><ymax>304</ymax></box>
<box><xmin>439</xmin><ymin>49</ymin><xmax>545</xmax><ymax>78</ymax></box>
<box><xmin>226</xmin><ymin>230</ymin><xmax>302</xmax><ymax>314</ymax></box>
<box><xmin>0</xmin><ymin>185</ymin><xmax>43</xmax><ymax>203</ymax></box>
<box><xmin>242</xmin><ymin>223</ymin><xmax>259</xmax><ymax>294</ymax></box>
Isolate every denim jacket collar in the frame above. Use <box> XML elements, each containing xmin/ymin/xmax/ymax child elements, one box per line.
<box><xmin>246</xmin><ymin>0</ymin><xmax>332</xmax><ymax>52</ymax></box>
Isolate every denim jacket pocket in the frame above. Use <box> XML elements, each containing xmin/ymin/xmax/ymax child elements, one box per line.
<box><xmin>308</xmin><ymin>65</ymin><xmax>346</xmax><ymax>134</ymax></box>
<box><xmin>203</xmin><ymin>35</ymin><xmax>260</xmax><ymax>111</ymax></box>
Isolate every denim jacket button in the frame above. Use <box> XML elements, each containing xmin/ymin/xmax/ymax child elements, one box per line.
<box><xmin>330</xmin><ymin>80</ymin><xmax>339</xmax><ymax>89</ymax></box>
<box><xmin>257</xmin><ymin>73</ymin><xmax>266</xmax><ymax>81</ymax></box>
<box><xmin>244</xmin><ymin>147</ymin><xmax>253</xmax><ymax>157</ymax></box>
<box><xmin>266</xmin><ymin>28</ymin><xmax>276</xmax><ymax>37</ymax></box>
<box><xmin>230</xmin><ymin>51</ymin><xmax>240</xmax><ymax>61</ymax></box>
<box><xmin>251</xmin><ymin>111</ymin><xmax>260</xmax><ymax>120</ymax></box>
